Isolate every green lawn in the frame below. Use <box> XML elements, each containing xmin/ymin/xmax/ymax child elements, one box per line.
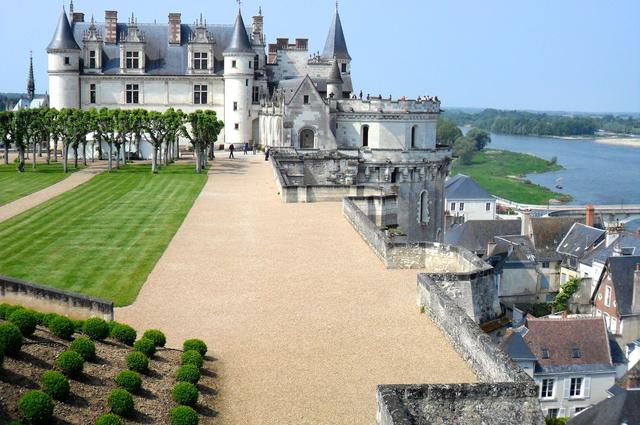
<box><xmin>0</xmin><ymin>163</ymin><xmax>77</xmax><ymax>206</ymax></box>
<box><xmin>451</xmin><ymin>149</ymin><xmax>571</xmax><ymax>204</ymax></box>
<box><xmin>0</xmin><ymin>163</ymin><xmax>207</xmax><ymax>306</ymax></box>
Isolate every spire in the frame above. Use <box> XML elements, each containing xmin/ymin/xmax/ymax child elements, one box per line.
<box><xmin>224</xmin><ymin>8</ymin><xmax>253</xmax><ymax>54</ymax></box>
<box><xmin>69</xmin><ymin>0</ymin><xmax>74</xmax><ymax>16</ymax></box>
<box><xmin>27</xmin><ymin>52</ymin><xmax>35</xmax><ymax>101</ymax></box>
<box><xmin>47</xmin><ymin>6</ymin><xmax>81</xmax><ymax>51</ymax></box>
<box><xmin>327</xmin><ymin>57</ymin><xmax>343</xmax><ymax>84</ymax></box>
<box><xmin>322</xmin><ymin>5</ymin><xmax>351</xmax><ymax>60</ymax></box>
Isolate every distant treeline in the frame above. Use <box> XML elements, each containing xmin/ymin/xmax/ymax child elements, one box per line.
<box><xmin>443</xmin><ymin>109</ymin><xmax>640</xmax><ymax>137</ymax></box>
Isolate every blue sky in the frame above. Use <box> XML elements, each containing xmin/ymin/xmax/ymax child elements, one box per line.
<box><xmin>0</xmin><ymin>0</ymin><xmax>638</xmax><ymax>112</ymax></box>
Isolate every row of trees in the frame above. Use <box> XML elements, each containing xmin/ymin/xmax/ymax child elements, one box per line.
<box><xmin>0</xmin><ymin>108</ymin><xmax>224</xmax><ymax>174</ymax></box>
<box><xmin>437</xmin><ymin>119</ymin><xmax>491</xmax><ymax>164</ymax></box>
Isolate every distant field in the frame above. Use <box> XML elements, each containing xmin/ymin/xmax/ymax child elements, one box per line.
<box><xmin>0</xmin><ymin>163</ymin><xmax>75</xmax><ymax>206</ymax></box>
<box><xmin>0</xmin><ymin>163</ymin><xmax>207</xmax><ymax>306</ymax></box>
<box><xmin>451</xmin><ymin>149</ymin><xmax>570</xmax><ymax>204</ymax></box>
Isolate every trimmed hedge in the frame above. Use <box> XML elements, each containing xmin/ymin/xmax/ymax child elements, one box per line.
<box><xmin>18</xmin><ymin>390</ymin><xmax>54</xmax><ymax>425</ymax></box>
<box><xmin>170</xmin><ymin>406</ymin><xmax>199</xmax><ymax>425</ymax></box>
<box><xmin>83</xmin><ymin>318</ymin><xmax>109</xmax><ymax>341</ymax></box>
<box><xmin>110</xmin><ymin>323</ymin><xmax>137</xmax><ymax>346</ymax></box>
<box><xmin>41</xmin><ymin>371</ymin><xmax>70</xmax><ymax>401</ymax></box>
<box><xmin>181</xmin><ymin>350</ymin><xmax>203</xmax><ymax>368</ymax></box>
<box><xmin>0</xmin><ymin>304</ymin><xmax>20</xmax><ymax>320</ymax></box>
<box><xmin>72</xmin><ymin>319</ymin><xmax>85</xmax><ymax>332</ymax></box>
<box><xmin>56</xmin><ymin>350</ymin><xmax>85</xmax><ymax>376</ymax></box>
<box><xmin>48</xmin><ymin>316</ymin><xmax>75</xmax><ymax>340</ymax></box>
<box><xmin>0</xmin><ymin>322</ymin><xmax>24</xmax><ymax>355</ymax></box>
<box><xmin>9</xmin><ymin>309</ymin><xmax>37</xmax><ymax>337</ymax></box>
<box><xmin>95</xmin><ymin>413</ymin><xmax>123</xmax><ymax>425</ymax></box>
<box><xmin>126</xmin><ymin>351</ymin><xmax>149</xmax><ymax>374</ymax></box>
<box><xmin>70</xmin><ymin>336</ymin><xmax>96</xmax><ymax>361</ymax></box>
<box><xmin>42</xmin><ymin>313</ymin><xmax>59</xmax><ymax>327</ymax></box>
<box><xmin>115</xmin><ymin>370</ymin><xmax>142</xmax><ymax>393</ymax></box>
<box><xmin>171</xmin><ymin>382</ymin><xmax>198</xmax><ymax>407</ymax></box>
<box><xmin>182</xmin><ymin>339</ymin><xmax>207</xmax><ymax>357</ymax></box>
<box><xmin>175</xmin><ymin>364</ymin><xmax>201</xmax><ymax>384</ymax></box>
<box><xmin>133</xmin><ymin>338</ymin><xmax>156</xmax><ymax>358</ymax></box>
<box><xmin>143</xmin><ymin>329</ymin><xmax>166</xmax><ymax>348</ymax></box>
<box><xmin>108</xmin><ymin>388</ymin><xmax>135</xmax><ymax>417</ymax></box>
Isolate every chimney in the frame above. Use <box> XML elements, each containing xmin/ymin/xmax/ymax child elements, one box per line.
<box><xmin>521</xmin><ymin>210</ymin><xmax>532</xmax><ymax>238</ymax></box>
<box><xmin>632</xmin><ymin>264</ymin><xmax>640</xmax><ymax>314</ymax></box>
<box><xmin>105</xmin><ymin>11</ymin><xmax>118</xmax><ymax>44</ymax></box>
<box><xmin>585</xmin><ymin>204</ymin><xmax>595</xmax><ymax>228</ymax></box>
<box><xmin>606</xmin><ymin>222</ymin><xmax>624</xmax><ymax>247</ymax></box>
<box><xmin>295</xmin><ymin>38</ymin><xmax>308</xmax><ymax>50</ymax></box>
<box><xmin>169</xmin><ymin>13</ymin><xmax>181</xmax><ymax>45</ymax></box>
<box><xmin>268</xmin><ymin>43</ymin><xmax>277</xmax><ymax>64</ymax></box>
<box><xmin>252</xmin><ymin>12</ymin><xmax>264</xmax><ymax>44</ymax></box>
<box><xmin>276</xmin><ymin>38</ymin><xmax>289</xmax><ymax>49</ymax></box>
<box><xmin>486</xmin><ymin>241</ymin><xmax>497</xmax><ymax>257</ymax></box>
<box><xmin>72</xmin><ymin>12</ymin><xmax>85</xmax><ymax>23</ymax></box>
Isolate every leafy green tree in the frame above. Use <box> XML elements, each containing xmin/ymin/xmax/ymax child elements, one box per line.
<box><xmin>181</xmin><ymin>110</ymin><xmax>224</xmax><ymax>173</ymax></box>
<box><xmin>466</xmin><ymin>128</ymin><xmax>491</xmax><ymax>150</ymax></box>
<box><xmin>0</xmin><ymin>111</ymin><xmax>13</xmax><ymax>165</ymax></box>
<box><xmin>436</xmin><ymin>119</ymin><xmax>463</xmax><ymax>146</ymax></box>
<box><xmin>453</xmin><ymin>135</ymin><xmax>477</xmax><ymax>165</ymax></box>
<box><xmin>142</xmin><ymin>109</ymin><xmax>185</xmax><ymax>173</ymax></box>
<box><xmin>12</xmin><ymin>109</ymin><xmax>33</xmax><ymax>172</ymax></box>
<box><xmin>95</xmin><ymin>108</ymin><xmax>121</xmax><ymax>172</ymax></box>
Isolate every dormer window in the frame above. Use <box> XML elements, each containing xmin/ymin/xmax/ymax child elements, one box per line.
<box><xmin>64</xmin><ymin>57</ymin><xmax>70</xmax><ymax>65</ymax></box>
<box><xmin>541</xmin><ymin>347</ymin><xmax>550</xmax><ymax>359</ymax></box>
<box><xmin>232</xmin><ymin>60</ymin><xmax>237</xmax><ymax>68</ymax></box>
<box><xmin>571</xmin><ymin>348</ymin><xmax>581</xmax><ymax>359</ymax></box>
<box><xmin>193</xmin><ymin>52</ymin><xmax>208</xmax><ymax>70</ymax></box>
<box><xmin>126</xmin><ymin>51</ymin><xmax>140</xmax><ymax>69</ymax></box>
<box><xmin>341</xmin><ymin>63</ymin><xmax>347</xmax><ymax>72</ymax></box>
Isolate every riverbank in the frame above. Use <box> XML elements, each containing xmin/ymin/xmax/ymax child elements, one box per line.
<box><xmin>451</xmin><ymin>149</ymin><xmax>571</xmax><ymax>204</ymax></box>
<box><xmin>549</xmin><ymin>135</ymin><xmax>640</xmax><ymax>148</ymax></box>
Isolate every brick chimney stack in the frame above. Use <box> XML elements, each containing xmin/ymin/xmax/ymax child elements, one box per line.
<box><xmin>252</xmin><ymin>11</ymin><xmax>264</xmax><ymax>44</ymax></box>
<box><xmin>105</xmin><ymin>11</ymin><xmax>118</xmax><ymax>44</ymax></box>
<box><xmin>585</xmin><ymin>204</ymin><xmax>595</xmax><ymax>227</ymax></box>
<box><xmin>521</xmin><ymin>209</ymin><xmax>533</xmax><ymax>238</ymax></box>
<box><xmin>72</xmin><ymin>12</ymin><xmax>85</xmax><ymax>23</ymax></box>
<box><xmin>169</xmin><ymin>13</ymin><xmax>181</xmax><ymax>45</ymax></box>
<box><xmin>633</xmin><ymin>264</ymin><xmax>640</xmax><ymax>314</ymax></box>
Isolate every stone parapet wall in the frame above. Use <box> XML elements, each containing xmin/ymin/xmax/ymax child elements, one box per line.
<box><xmin>0</xmin><ymin>275</ymin><xmax>114</xmax><ymax>320</ymax></box>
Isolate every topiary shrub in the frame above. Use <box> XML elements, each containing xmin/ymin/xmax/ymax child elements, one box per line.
<box><xmin>143</xmin><ymin>329</ymin><xmax>166</xmax><ymax>348</ymax></box>
<box><xmin>83</xmin><ymin>317</ymin><xmax>109</xmax><ymax>341</ymax></box>
<box><xmin>0</xmin><ymin>322</ymin><xmax>23</xmax><ymax>355</ymax></box>
<box><xmin>170</xmin><ymin>406</ymin><xmax>199</xmax><ymax>425</ymax></box>
<box><xmin>175</xmin><ymin>364</ymin><xmax>201</xmax><ymax>384</ymax></box>
<box><xmin>30</xmin><ymin>311</ymin><xmax>46</xmax><ymax>326</ymax></box>
<box><xmin>110</xmin><ymin>323</ymin><xmax>137</xmax><ymax>346</ymax></box>
<box><xmin>133</xmin><ymin>338</ymin><xmax>156</xmax><ymax>358</ymax></box>
<box><xmin>70</xmin><ymin>336</ymin><xmax>96</xmax><ymax>361</ymax></box>
<box><xmin>181</xmin><ymin>350</ymin><xmax>203</xmax><ymax>368</ymax></box>
<box><xmin>41</xmin><ymin>371</ymin><xmax>70</xmax><ymax>401</ymax></box>
<box><xmin>126</xmin><ymin>351</ymin><xmax>149</xmax><ymax>373</ymax></box>
<box><xmin>107</xmin><ymin>388</ymin><xmax>134</xmax><ymax>417</ymax></box>
<box><xmin>95</xmin><ymin>413</ymin><xmax>123</xmax><ymax>425</ymax></box>
<box><xmin>48</xmin><ymin>316</ymin><xmax>75</xmax><ymax>340</ymax></box>
<box><xmin>0</xmin><ymin>303</ymin><xmax>20</xmax><ymax>320</ymax></box>
<box><xmin>114</xmin><ymin>370</ymin><xmax>142</xmax><ymax>393</ymax></box>
<box><xmin>171</xmin><ymin>382</ymin><xmax>198</xmax><ymax>407</ymax></box>
<box><xmin>56</xmin><ymin>350</ymin><xmax>84</xmax><ymax>376</ymax></box>
<box><xmin>72</xmin><ymin>319</ymin><xmax>85</xmax><ymax>331</ymax></box>
<box><xmin>41</xmin><ymin>313</ymin><xmax>59</xmax><ymax>327</ymax></box>
<box><xmin>9</xmin><ymin>309</ymin><xmax>38</xmax><ymax>337</ymax></box>
<box><xmin>18</xmin><ymin>390</ymin><xmax>54</xmax><ymax>425</ymax></box>
<box><xmin>182</xmin><ymin>339</ymin><xmax>207</xmax><ymax>357</ymax></box>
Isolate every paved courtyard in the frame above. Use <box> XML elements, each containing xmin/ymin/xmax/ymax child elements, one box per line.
<box><xmin>117</xmin><ymin>155</ymin><xmax>475</xmax><ymax>425</ymax></box>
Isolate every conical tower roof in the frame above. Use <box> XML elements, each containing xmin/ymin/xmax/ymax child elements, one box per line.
<box><xmin>322</xmin><ymin>6</ymin><xmax>351</xmax><ymax>60</ymax></box>
<box><xmin>47</xmin><ymin>7</ymin><xmax>80</xmax><ymax>51</ymax></box>
<box><xmin>224</xmin><ymin>9</ymin><xmax>253</xmax><ymax>54</ymax></box>
<box><xmin>327</xmin><ymin>58</ymin><xmax>343</xmax><ymax>84</ymax></box>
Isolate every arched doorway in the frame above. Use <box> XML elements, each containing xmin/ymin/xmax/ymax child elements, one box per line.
<box><xmin>300</xmin><ymin>128</ymin><xmax>315</xmax><ymax>149</ymax></box>
<box><xmin>362</xmin><ymin>125</ymin><xmax>369</xmax><ymax>147</ymax></box>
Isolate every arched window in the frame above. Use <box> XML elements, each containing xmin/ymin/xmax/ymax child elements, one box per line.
<box><xmin>362</xmin><ymin>125</ymin><xmax>369</xmax><ymax>147</ymax></box>
<box><xmin>419</xmin><ymin>191</ymin><xmax>430</xmax><ymax>225</ymax></box>
<box><xmin>299</xmin><ymin>128</ymin><xmax>315</xmax><ymax>149</ymax></box>
<box><xmin>411</xmin><ymin>125</ymin><xmax>417</xmax><ymax>148</ymax></box>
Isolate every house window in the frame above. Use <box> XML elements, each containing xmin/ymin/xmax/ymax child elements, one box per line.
<box><xmin>569</xmin><ymin>377</ymin><xmax>583</xmax><ymax>398</ymax></box>
<box><xmin>540</xmin><ymin>379</ymin><xmax>554</xmax><ymax>399</ymax></box>
<box><xmin>64</xmin><ymin>56</ymin><xmax>70</xmax><ymax>65</ymax></box>
<box><xmin>249</xmin><ymin>60</ymin><xmax>252</xmax><ymax>69</ymax></box>
<box><xmin>254</xmin><ymin>54</ymin><xmax>259</xmax><ymax>71</ymax></box>
<box><xmin>303</xmin><ymin>95</ymin><xmax>310</xmax><ymax>105</ymax></box>
<box><xmin>450</xmin><ymin>202</ymin><xmax>456</xmax><ymax>211</ymax></box>
<box><xmin>89</xmin><ymin>50</ymin><xmax>97</xmax><ymax>69</ymax></box>
<box><xmin>411</xmin><ymin>125</ymin><xmax>417</xmax><ymax>148</ymax></box>
<box><xmin>233</xmin><ymin>102</ymin><xmax>238</xmax><ymax>111</ymax></box>
<box><xmin>542</xmin><ymin>261</ymin><xmax>550</xmax><ymax>268</ymax></box>
<box><xmin>193</xmin><ymin>84</ymin><xmax>208</xmax><ymax>105</ymax></box>
<box><xmin>604</xmin><ymin>286</ymin><xmax>612</xmax><ymax>307</ymax></box>
<box><xmin>610</xmin><ymin>316</ymin><xmax>617</xmax><ymax>333</ymax></box>
<box><xmin>125</xmin><ymin>51</ymin><xmax>140</xmax><ymax>69</ymax></box>
<box><xmin>89</xmin><ymin>84</ymin><xmax>96</xmax><ymax>104</ymax></box>
<box><xmin>459</xmin><ymin>202</ymin><xmax>465</xmax><ymax>211</ymax></box>
<box><xmin>546</xmin><ymin>409</ymin><xmax>559</xmax><ymax>418</ymax></box>
<box><xmin>193</xmin><ymin>52</ymin><xmax>208</xmax><ymax>70</ymax></box>
<box><xmin>252</xmin><ymin>87</ymin><xmax>260</xmax><ymax>104</ymax></box>
<box><xmin>571</xmin><ymin>348</ymin><xmax>581</xmax><ymax>359</ymax></box>
<box><xmin>341</xmin><ymin>63</ymin><xmax>347</xmax><ymax>72</ymax></box>
<box><xmin>541</xmin><ymin>347</ymin><xmax>550</xmax><ymax>359</ymax></box>
<box><xmin>574</xmin><ymin>407</ymin><xmax>586</xmax><ymax>415</ymax></box>
<box><xmin>234</xmin><ymin>123</ymin><xmax>239</xmax><ymax>130</ymax></box>
<box><xmin>486</xmin><ymin>202</ymin><xmax>491</xmax><ymax>211</ymax></box>
<box><xmin>300</xmin><ymin>128</ymin><xmax>315</xmax><ymax>149</ymax></box>
<box><xmin>125</xmin><ymin>84</ymin><xmax>139</xmax><ymax>104</ymax></box>
<box><xmin>362</xmin><ymin>125</ymin><xmax>369</xmax><ymax>147</ymax></box>
<box><xmin>232</xmin><ymin>60</ymin><xmax>237</xmax><ymax>68</ymax></box>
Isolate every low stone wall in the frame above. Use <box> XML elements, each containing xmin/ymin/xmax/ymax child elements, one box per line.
<box><xmin>0</xmin><ymin>275</ymin><xmax>114</xmax><ymax>320</ymax></box>
<box><xmin>343</xmin><ymin>197</ymin><xmax>389</xmax><ymax>263</ymax></box>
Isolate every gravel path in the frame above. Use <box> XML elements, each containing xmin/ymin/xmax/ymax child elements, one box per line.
<box><xmin>117</xmin><ymin>156</ymin><xmax>475</xmax><ymax>425</ymax></box>
<box><xmin>0</xmin><ymin>162</ymin><xmax>107</xmax><ymax>223</ymax></box>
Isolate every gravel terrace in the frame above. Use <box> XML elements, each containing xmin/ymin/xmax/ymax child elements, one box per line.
<box><xmin>117</xmin><ymin>155</ymin><xmax>476</xmax><ymax>425</ymax></box>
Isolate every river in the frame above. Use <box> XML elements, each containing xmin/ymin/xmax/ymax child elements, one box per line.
<box><xmin>461</xmin><ymin>129</ymin><xmax>640</xmax><ymax>205</ymax></box>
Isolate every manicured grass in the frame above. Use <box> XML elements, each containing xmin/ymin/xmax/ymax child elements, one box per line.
<box><xmin>0</xmin><ymin>163</ymin><xmax>76</xmax><ymax>206</ymax></box>
<box><xmin>0</xmin><ymin>163</ymin><xmax>207</xmax><ymax>306</ymax></box>
<box><xmin>451</xmin><ymin>149</ymin><xmax>571</xmax><ymax>204</ymax></box>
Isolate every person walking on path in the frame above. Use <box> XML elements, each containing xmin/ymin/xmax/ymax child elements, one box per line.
<box><xmin>229</xmin><ymin>144</ymin><xmax>235</xmax><ymax>159</ymax></box>
<box><xmin>265</xmin><ymin>146</ymin><xmax>270</xmax><ymax>161</ymax></box>
<box><xmin>243</xmin><ymin>142</ymin><xmax>249</xmax><ymax>155</ymax></box>
<box><xmin>253</xmin><ymin>143</ymin><xmax>257</xmax><ymax>155</ymax></box>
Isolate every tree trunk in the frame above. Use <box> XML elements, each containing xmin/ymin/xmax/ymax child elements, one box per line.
<box><xmin>164</xmin><ymin>142</ymin><xmax>169</xmax><ymax>166</ymax></box>
<box><xmin>108</xmin><ymin>142</ymin><xmax>113</xmax><ymax>173</ymax></box>
<box><xmin>73</xmin><ymin>145</ymin><xmax>79</xmax><ymax>169</ymax></box>
<box><xmin>46</xmin><ymin>139</ymin><xmax>51</xmax><ymax>165</ymax></box>
<box><xmin>38</xmin><ymin>142</ymin><xmax>42</xmax><ymax>157</ymax></box>
<box><xmin>3</xmin><ymin>143</ymin><xmax>8</xmax><ymax>165</ymax></box>
<box><xmin>115</xmin><ymin>145</ymin><xmax>121</xmax><ymax>169</ymax></box>
<box><xmin>63</xmin><ymin>145</ymin><xmax>68</xmax><ymax>173</ymax></box>
<box><xmin>122</xmin><ymin>136</ymin><xmax>127</xmax><ymax>166</ymax></box>
<box><xmin>83</xmin><ymin>143</ymin><xmax>87</xmax><ymax>166</ymax></box>
<box><xmin>18</xmin><ymin>147</ymin><xmax>25</xmax><ymax>172</ymax></box>
<box><xmin>91</xmin><ymin>142</ymin><xmax>95</xmax><ymax>162</ymax></box>
<box><xmin>32</xmin><ymin>142</ymin><xmax>37</xmax><ymax>169</ymax></box>
<box><xmin>152</xmin><ymin>146</ymin><xmax>158</xmax><ymax>173</ymax></box>
<box><xmin>195</xmin><ymin>145</ymin><xmax>202</xmax><ymax>174</ymax></box>
<box><xmin>54</xmin><ymin>138</ymin><xmax>59</xmax><ymax>162</ymax></box>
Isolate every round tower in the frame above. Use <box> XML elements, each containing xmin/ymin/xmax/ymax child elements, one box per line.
<box><xmin>47</xmin><ymin>7</ymin><xmax>81</xmax><ymax>109</ymax></box>
<box><xmin>326</xmin><ymin>58</ymin><xmax>343</xmax><ymax>99</ymax></box>
<box><xmin>223</xmin><ymin>9</ymin><xmax>255</xmax><ymax>148</ymax></box>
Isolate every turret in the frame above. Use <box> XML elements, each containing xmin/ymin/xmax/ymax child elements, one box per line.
<box><xmin>326</xmin><ymin>58</ymin><xmax>343</xmax><ymax>99</ymax></box>
<box><xmin>223</xmin><ymin>8</ymin><xmax>255</xmax><ymax>148</ymax></box>
<box><xmin>47</xmin><ymin>7</ymin><xmax>81</xmax><ymax>109</ymax></box>
<box><xmin>321</xmin><ymin>3</ymin><xmax>351</xmax><ymax>74</ymax></box>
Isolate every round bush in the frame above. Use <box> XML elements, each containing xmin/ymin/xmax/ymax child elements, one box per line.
<box><xmin>182</xmin><ymin>339</ymin><xmax>207</xmax><ymax>357</ymax></box>
<box><xmin>9</xmin><ymin>309</ymin><xmax>38</xmax><ymax>337</ymax></box>
<box><xmin>48</xmin><ymin>316</ymin><xmax>75</xmax><ymax>340</ymax></box>
<box><xmin>0</xmin><ymin>304</ymin><xmax>20</xmax><ymax>320</ymax></box>
<box><xmin>18</xmin><ymin>390</ymin><xmax>54</xmax><ymax>425</ymax></box>
<box><xmin>143</xmin><ymin>329</ymin><xmax>166</xmax><ymax>348</ymax></box>
<box><xmin>30</xmin><ymin>311</ymin><xmax>46</xmax><ymax>326</ymax></box>
<box><xmin>181</xmin><ymin>350</ymin><xmax>203</xmax><ymax>368</ymax></box>
<box><xmin>176</xmin><ymin>364</ymin><xmax>201</xmax><ymax>384</ymax></box>
<box><xmin>108</xmin><ymin>388</ymin><xmax>134</xmax><ymax>417</ymax></box>
<box><xmin>83</xmin><ymin>318</ymin><xmax>109</xmax><ymax>341</ymax></box>
<box><xmin>0</xmin><ymin>322</ymin><xmax>24</xmax><ymax>355</ymax></box>
<box><xmin>170</xmin><ymin>406</ymin><xmax>199</xmax><ymax>425</ymax></box>
<box><xmin>56</xmin><ymin>350</ymin><xmax>84</xmax><ymax>376</ymax></box>
<box><xmin>95</xmin><ymin>413</ymin><xmax>122</xmax><ymax>425</ymax></box>
<box><xmin>41</xmin><ymin>313</ymin><xmax>59</xmax><ymax>327</ymax></box>
<box><xmin>72</xmin><ymin>319</ymin><xmax>85</xmax><ymax>331</ymax></box>
<box><xmin>110</xmin><ymin>323</ymin><xmax>137</xmax><ymax>346</ymax></box>
<box><xmin>41</xmin><ymin>370</ymin><xmax>70</xmax><ymax>401</ymax></box>
<box><xmin>171</xmin><ymin>382</ymin><xmax>198</xmax><ymax>407</ymax></box>
<box><xmin>133</xmin><ymin>338</ymin><xmax>156</xmax><ymax>358</ymax></box>
<box><xmin>70</xmin><ymin>336</ymin><xmax>96</xmax><ymax>361</ymax></box>
<box><xmin>115</xmin><ymin>370</ymin><xmax>142</xmax><ymax>393</ymax></box>
<box><xmin>126</xmin><ymin>351</ymin><xmax>149</xmax><ymax>373</ymax></box>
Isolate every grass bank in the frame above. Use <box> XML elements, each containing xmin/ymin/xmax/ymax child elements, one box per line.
<box><xmin>0</xmin><ymin>163</ymin><xmax>77</xmax><ymax>206</ymax></box>
<box><xmin>451</xmin><ymin>149</ymin><xmax>571</xmax><ymax>204</ymax></box>
<box><xmin>0</xmin><ymin>163</ymin><xmax>207</xmax><ymax>306</ymax></box>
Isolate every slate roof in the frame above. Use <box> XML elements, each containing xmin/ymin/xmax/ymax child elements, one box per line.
<box><xmin>501</xmin><ymin>330</ymin><xmax>537</xmax><ymax>361</ymax></box>
<box><xmin>557</xmin><ymin>223</ymin><xmax>606</xmax><ymax>258</ymax></box>
<box><xmin>444</xmin><ymin>219</ymin><xmax>521</xmax><ymax>254</ymax></box>
<box><xmin>445</xmin><ymin>174</ymin><xmax>493</xmax><ymax>201</ymax></box>
<box><xmin>530</xmin><ymin>217</ymin><xmax>580</xmax><ymax>261</ymax></box>
<box><xmin>224</xmin><ymin>10</ymin><xmax>254</xmax><ymax>54</ymax></box>
<box><xmin>276</xmin><ymin>75</ymin><xmax>354</xmax><ymax>104</ymax></box>
<box><xmin>327</xmin><ymin>59</ymin><xmax>343</xmax><ymax>84</ymax></box>
<box><xmin>322</xmin><ymin>8</ymin><xmax>351</xmax><ymax>60</ymax></box>
<box><xmin>566</xmin><ymin>389</ymin><xmax>640</xmax><ymax>425</ymax></box>
<box><xmin>48</xmin><ymin>7</ymin><xmax>81</xmax><ymax>51</ymax></box>
<box><xmin>594</xmin><ymin>255</ymin><xmax>640</xmax><ymax>316</ymax></box>
<box><xmin>581</xmin><ymin>232</ymin><xmax>640</xmax><ymax>267</ymax></box>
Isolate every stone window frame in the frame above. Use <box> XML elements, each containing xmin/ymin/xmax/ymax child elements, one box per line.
<box><xmin>193</xmin><ymin>52</ymin><xmax>208</xmax><ymax>70</ymax></box>
<box><xmin>298</xmin><ymin>127</ymin><xmax>317</xmax><ymax>149</ymax></box>
<box><xmin>540</xmin><ymin>378</ymin><xmax>554</xmax><ymax>399</ymax></box>
<box><xmin>125</xmin><ymin>83</ymin><xmax>140</xmax><ymax>104</ymax></box>
<box><xmin>361</xmin><ymin>124</ymin><xmax>370</xmax><ymax>147</ymax></box>
<box><xmin>193</xmin><ymin>84</ymin><xmax>208</xmax><ymax>105</ymax></box>
<box><xmin>89</xmin><ymin>50</ymin><xmax>97</xmax><ymax>69</ymax></box>
<box><xmin>89</xmin><ymin>83</ymin><xmax>97</xmax><ymax>104</ymax></box>
<box><xmin>410</xmin><ymin>125</ymin><xmax>418</xmax><ymax>149</ymax></box>
<box><xmin>125</xmin><ymin>51</ymin><xmax>140</xmax><ymax>69</ymax></box>
<box><xmin>604</xmin><ymin>285</ymin><xmax>612</xmax><ymax>307</ymax></box>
